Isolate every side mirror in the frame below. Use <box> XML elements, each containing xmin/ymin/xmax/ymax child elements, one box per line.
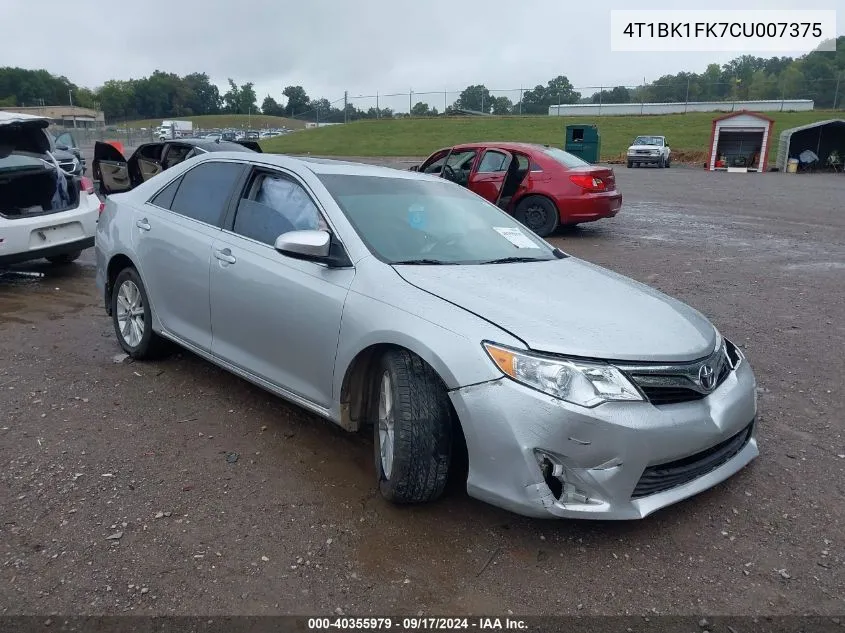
<box><xmin>275</xmin><ymin>230</ymin><xmax>353</xmax><ymax>267</ymax></box>
<box><xmin>409</xmin><ymin>165</ymin><xmax>419</xmax><ymax>171</ymax></box>
<box><xmin>275</xmin><ymin>229</ymin><xmax>331</xmax><ymax>259</ymax></box>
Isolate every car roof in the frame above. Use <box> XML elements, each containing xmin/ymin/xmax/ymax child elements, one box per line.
<box><xmin>161</xmin><ymin>138</ymin><xmax>254</xmax><ymax>152</ymax></box>
<box><xmin>196</xmin><ymin>152</ymin><xmax>442</xmax><ymax>181</ymax></box>
<box><xmin>448</xmin><ymin>141</ymin><xmax>549</xmax><ymax>154</ymax></box>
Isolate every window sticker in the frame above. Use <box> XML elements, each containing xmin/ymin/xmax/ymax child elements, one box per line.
<box><xmin>492</xmin><ymin>226</ymin><xmax>537</xmax><ymax>249</ymax></box>
<box><xmin>408</xmin><ymin>204</ymin><xmax>427</xmax><ymax>229</ymax></box>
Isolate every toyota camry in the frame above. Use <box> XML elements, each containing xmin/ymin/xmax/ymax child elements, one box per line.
<box><xmin>95</xmin><ymin>151</ymin><xmax>758</xmax><ymax>519</ymax></box>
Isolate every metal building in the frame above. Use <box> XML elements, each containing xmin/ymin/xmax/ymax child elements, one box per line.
<box><xmin>774</xmin><ymin>119</ymin><xmax>845</xmax><ymax>172</ymax></box>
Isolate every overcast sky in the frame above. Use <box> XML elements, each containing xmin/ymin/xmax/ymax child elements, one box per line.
<box><xmin>5</xmin><ymin>0</ymin><xmax>842</xmax><ymax>111</ymax></box>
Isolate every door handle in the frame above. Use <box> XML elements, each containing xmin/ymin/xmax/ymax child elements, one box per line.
<box><xmin>136</xmin><ymin>219</ymin><xmax>151</xmax><ymax>231</ymax></box>
<box><xmin>214</xmin><ymin>248</ymin><xmax>237</xmax><ymax>264</ymax></box>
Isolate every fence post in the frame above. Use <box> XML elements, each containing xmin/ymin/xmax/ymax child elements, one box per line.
<box><xmin>640</xmin><ymin>78</ymin><xmax>645</xmax><ymax>115</ymax></box>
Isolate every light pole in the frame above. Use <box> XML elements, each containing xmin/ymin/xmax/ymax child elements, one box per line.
<box><xmin>68</xmin><ymin>89</ymin><xmax>77</xmax><ymax>128</ymax></box>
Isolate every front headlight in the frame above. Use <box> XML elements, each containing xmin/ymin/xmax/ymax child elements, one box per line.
<box><xmin>483</xmin><ymin>342</ymin><xmax>644</xmax><ymax>408</ymax></box>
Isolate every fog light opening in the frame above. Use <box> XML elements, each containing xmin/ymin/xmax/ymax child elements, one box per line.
<box><xmin>538</xmin><ymin>455</ymin><xmax>563</xmax><ymax>500</ymax></box>
<box><xmin>535</xmin><ymin>450</ymin><xmax>595</xmax><ymax>505</ymax></box>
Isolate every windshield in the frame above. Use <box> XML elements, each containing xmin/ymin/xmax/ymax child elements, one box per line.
<box><xmin>633</xmin><ymin>136</ymin><xmax>663</xmax><ymax>146</ymax></box>
<box><xmin>317</xmin><ymin>175</ymin><xmax>556</xmax><ymax>265</ymax></box>
<box><xmin>540</xmin><ymin>147</ymin><xmax>590</xmax><ymax>168</ymax></box>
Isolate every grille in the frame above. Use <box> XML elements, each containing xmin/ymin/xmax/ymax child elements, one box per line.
<box><xmin>639</xmin><ymin>386</ymin><xmax>705</xmax><ymax>406</ymax></box>
<box><xmin>632</xmin><ymin>423</ymin><xmax>753</xmax><ymax>498</ymax></box>
<box><xmin>620</xmin><ymin>340</ymin><xmax>738</xmax><ymax>406</ymax></box>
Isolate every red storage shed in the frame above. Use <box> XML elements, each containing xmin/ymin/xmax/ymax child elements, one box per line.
<box><xmin>707</xmin><ymin>111</ymin><xmax>775</xmax><ymax>173</ymax></box>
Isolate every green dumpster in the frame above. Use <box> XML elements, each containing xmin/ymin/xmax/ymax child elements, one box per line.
<box><xmin>564</xmin><ymin>124</ymin><xmax>601</xmax><ymax>163</ymax></box>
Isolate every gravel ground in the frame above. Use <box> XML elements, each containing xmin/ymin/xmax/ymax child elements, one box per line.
<box><xmin>1</xmin><ymin>164</ymin><xmax>843</xmax><ymax>617</ymax></box>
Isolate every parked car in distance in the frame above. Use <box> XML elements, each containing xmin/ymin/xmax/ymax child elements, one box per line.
<box><xmin>52</xmin><ymin>130</ymin><xmax>86</xmax><ymax>176</ymax></box>
<box><xmin>411</xmin><ymin>142</ymin><xmax>622</xmax><ymax>237</ymax></box>
<box><xmin>92</xmin><ymin>137</ymin><xmax>261</xmax><ymax>195</ymax></box>
<box><xmin>627</xmin><ymin>135</ymin><xmax>671</xmax><ymax>168</ymax></box>
<box><xmin>95</xmin><ymin>151</ymin><xmax>758</xmax><ymax>520</ymax></box>
<box><xmin>0</xmin><ymin>112</ymin><xmax>101</xmax><ymax>267</ymax></box>
<box><xmin>245</xmin><ymin>130</ymin><xmax>260</xmax><ymax>140</ymax></box>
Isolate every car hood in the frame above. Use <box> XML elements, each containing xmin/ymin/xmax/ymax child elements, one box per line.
<box><xmin>628</xmin><ymin>144</ymin><xmax>662</xmax><ymax>151</ymax></box>
<box><xmin>394</xmin><ymin>257</ymin><xmax>717</xmax><ymax>362</ymax></box>
<box><xmin>0</xmin><ymin>112</ymin><xmax>51</xmax><ymax>157</ymax></box>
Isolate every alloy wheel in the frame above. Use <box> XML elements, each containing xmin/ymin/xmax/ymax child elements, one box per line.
<box><xmin>116</xmin><ymin>280</ymin><xmax>145</xmax><ymax>347</ymax></box>
<box><xmin>378</xmin><ymin>371</ymin><xmax>395</xmax><ymax>478</ymax></box>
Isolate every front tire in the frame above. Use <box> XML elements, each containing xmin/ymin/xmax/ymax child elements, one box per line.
<box><xmin>665</xmin><ymin>155</ymin><xmax>671</xmax><ymax>168</ymax></box>
<box><xmin>111</xmin><ymin>267</ymin><xmax>169</xmax><ymax>359</ymax></box>
<box><xmin>47</xmin><ymin>251</ymin><xmax>81</xmax><ymax>265</ymax></box>
<box><xmin>626</xmin><ymin>160</ymin><xmax>633</xmax><ymax>168</ymax></box>
<box><xmin>514</xmin><ymin>195</ymin><xmax>559</xmax><ymax>238</ymax></box>
<box><xmin>371</xmin><ymin>349</ymin><xmax>452</xmax><ymax>504</ymax></box>
<box><xmin>658</xmin><ymin>156</ymin><xmax>665</xmax><ymax>169</ymax></box>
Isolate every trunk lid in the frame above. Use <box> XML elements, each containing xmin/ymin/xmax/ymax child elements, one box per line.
<box><xmin>0</xmin><ymin>112</ymin><xmax>51</xmax><ymax>157</ymax></box>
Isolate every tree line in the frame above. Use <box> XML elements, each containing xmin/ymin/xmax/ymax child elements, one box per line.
<box><xmin>0</xmin><ymin>37</ymin><xmax>842</xmax><ymax>122</ymax></box>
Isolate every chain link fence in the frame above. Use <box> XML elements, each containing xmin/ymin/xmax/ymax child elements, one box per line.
<box><xmin>277</xmin><ymin>77</ymin><xmax>843</xmax><ymax>124</ymax></box>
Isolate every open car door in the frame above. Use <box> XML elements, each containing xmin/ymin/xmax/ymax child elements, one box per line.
<box><xmin>467</xmin><ymin>149</ymin><xmax>513</xmax><ymax>205</ymax></box>
<box><xmin>93</xmin><ymin>141</ymin><xmax>132</xmax><ymax>195</ymax></box>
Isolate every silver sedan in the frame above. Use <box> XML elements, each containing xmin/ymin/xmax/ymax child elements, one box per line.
<box><xmin>94</xmin><ymin>151</ymin><xmax>759</xmax><ymax>519</ymax></box>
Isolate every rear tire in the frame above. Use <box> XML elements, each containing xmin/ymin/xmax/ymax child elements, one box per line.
<box><xmin>111</xmin><ymin>267</ymin><xmax>170</xmax><ymax>360</ymax></box>
<box><xmin>371</xmin><ymin>349</ymin><xmax>452</xmax><ymax>504</ymax></box>
<box><xmin>514</xmin><ymin>195</ymin><xmax>559</xmax><ymax>238</ymax></box>
<box><xmin>47</xmin><ymin>251</ymin><xmax>81</xmax><ymax>265</ymax></box>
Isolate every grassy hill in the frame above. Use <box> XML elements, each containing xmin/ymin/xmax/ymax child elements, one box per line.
<box><xmin>122</xmin><ymin>114</ymin><xmax>306</xmax><ymax>131</ymax></box>
<box><xmin>260</xmin><ymin>111</ymin><xmax>839</xmax><ymax>163</ymax></box>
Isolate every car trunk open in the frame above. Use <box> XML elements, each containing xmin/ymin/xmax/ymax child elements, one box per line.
<box><xmin>0</xmin><ymin>115</ymin><xmax>80</xmax><ymax>218</ymax></box>
<box><xmin>0</xmin><ymin>165</ymin><xmax>80</xmax><ymax>219</ymax></box>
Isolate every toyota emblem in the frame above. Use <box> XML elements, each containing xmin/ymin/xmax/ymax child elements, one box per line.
<box><xmin>699</xmin><ymin>364</ymin><xmax>716</xmax><ymax>391</ymax></box>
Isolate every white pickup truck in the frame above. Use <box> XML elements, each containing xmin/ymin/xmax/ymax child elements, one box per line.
<box><xmin>626</xmin><ymin>135</ymin><xmax>671</xmax><ymax>168</ymax></box>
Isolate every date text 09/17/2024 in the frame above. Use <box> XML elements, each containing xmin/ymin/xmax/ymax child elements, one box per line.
<box><xmin>307</xmin><ymin>617</ymin><xmax>528</xmax><ymax>630</ymax></box>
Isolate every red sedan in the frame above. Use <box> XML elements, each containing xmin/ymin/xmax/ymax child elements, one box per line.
<box><xmin>412</xmin><ymin>142</ymin><xmax>622</xmax><ymax>237</ymax></box>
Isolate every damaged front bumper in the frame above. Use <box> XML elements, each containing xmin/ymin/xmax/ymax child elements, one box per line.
<box><xmin>448</xmin><ymin>358</ymin><xmax>758</xmax><ymax>519</ymax></box>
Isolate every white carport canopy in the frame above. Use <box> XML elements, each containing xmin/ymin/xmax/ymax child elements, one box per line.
<box><xmin>775</xmin><ymin>119</ymin><xmax>845</xmax><ymax>171</ymax></box>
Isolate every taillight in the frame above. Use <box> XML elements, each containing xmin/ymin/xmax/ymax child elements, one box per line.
<box><xmin>569</xmin><ymin>174</ymin><xmax>607</xmax><ymax>192</ymax></box>
<box><xmin>80</xmin><ymin>176</ymin><xmax>96</xmax><ymax>195</ymax></box>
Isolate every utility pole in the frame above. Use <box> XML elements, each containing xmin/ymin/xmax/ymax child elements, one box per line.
<box><xmin>409</xmin><ymin>89</ymin><xmax>413</xmax><ymax>116</ymax></box>
<box><xmin>684</xmin><ymin>76</ymin><xmax>690</xmax><ymax>113</ymax></box>
<box><xmin>519</xmin><ymin>86</ymin><xmax>523</xmax><ymax>115</ymax></box>
<box><xmin>834</xmin><ymin>72</ymin><xmax>842</xmax><ymax>110</ymax></box>
<box><xmin>68</xmin><ymin>89</ymin><xmax>77</xmax><ymax>128</ymax></box>
<box><xmin>481</xmin><ymin>92</ymin><xmax>484</xmax><ymax>114</ymax></box>
<box><xmin>444</xmin><ymin>89</ymin><xmax>447</xmax><ymax>114</ymax></box>
<box><xmin>344</xmin><ymin>91</ymin><xmax>348</xmax><ymax>124</ymax></box>
<box><xmin>376</xmin><ymin>91</ymin><xmax>380</xmax><ymax>119</ymax></box>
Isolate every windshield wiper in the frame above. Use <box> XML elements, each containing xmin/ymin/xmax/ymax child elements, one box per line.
<box><xmin>391</xmin><ymin>258</ymin><xmax>453</xmax><ymax>265</ymax></box>
<box><xmin>479</xmin><ymin>256</ymin><xmax>550</xmax><ymax>264</ymax></box>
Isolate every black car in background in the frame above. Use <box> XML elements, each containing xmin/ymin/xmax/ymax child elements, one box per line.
<box><xmin>50</xmin><ymin>130</ymin><xmax>85</xmax><ymax>176</ymax></box>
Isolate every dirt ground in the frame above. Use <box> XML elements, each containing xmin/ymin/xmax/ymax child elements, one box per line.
<box><xmin>1</xmin><ymin>164</ymin><xmax>843</xmax><ymax>617</ymax></box>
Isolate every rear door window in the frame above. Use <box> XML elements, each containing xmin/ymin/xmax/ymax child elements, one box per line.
<box><xmin>477</xmin><ymin>150</ymin><xmax>509</xmax><ymax>173</ymax></box>
<box><xmin>168</xmin><ymin>161</ymin><xmax>245</xmax><ymax>226</ymax></box>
